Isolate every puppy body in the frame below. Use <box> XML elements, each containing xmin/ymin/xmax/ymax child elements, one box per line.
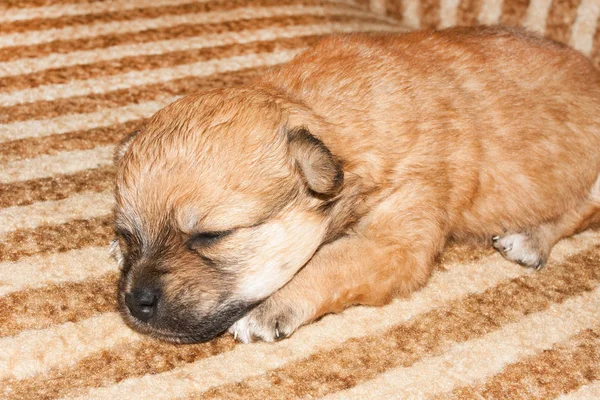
<box><xmin>114</xmin><ymin>27</ymin><xmax>600</xmax><ymax>343</ymax></box>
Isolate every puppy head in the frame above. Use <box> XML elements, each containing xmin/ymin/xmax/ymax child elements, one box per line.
<box><xmin>113</xmin><ymin>88</ymin><xmax>343</xmax><ymax>343</ymax></box>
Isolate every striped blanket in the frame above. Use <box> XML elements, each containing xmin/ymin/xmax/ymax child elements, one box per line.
<box><xmin>1</xmin><ymin>0</ymin><xmax>599</xmax><ymax>399</ymax></box>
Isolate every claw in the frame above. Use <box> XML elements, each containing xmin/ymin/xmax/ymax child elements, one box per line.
<box><xmin>534</xmin><ymin>259</ymin><xmax>545</xmax><ymax>270</ymax></box>
<box><xmin>274</xmin><ymin>321</ymin><xmax>285</xmax><ymax>340</ymax></box>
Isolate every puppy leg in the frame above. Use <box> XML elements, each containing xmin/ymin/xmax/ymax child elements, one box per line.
<box><xmin>230</xmin><ymin>184</ymin><xmax>448</xmax><ymax>342</ymax></box>
<box><xmin>493</xmin><ymin>196</ymin><xmax>600</xmax><ymax>269</ymax></box>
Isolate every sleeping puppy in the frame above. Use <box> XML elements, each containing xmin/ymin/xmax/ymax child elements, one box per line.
<box><xmin>112</xmin><ymin>26</ymin><xmax>600</xmax><ymax>344</ymax></box>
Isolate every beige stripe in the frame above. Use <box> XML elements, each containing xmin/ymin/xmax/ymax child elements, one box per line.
<box><xmin>0</xmin><ymin>21</ymin><xmax>401</xmax><ymax>78</ymax></box>
<box><xmin>325</xmin><ymin>286</ymin><xmax>600</xmax><ymax>399</ymax></box>
<box><xmin>478</xmin><ymin>0</ymin><xmax>504</xmax><ymax>24</ymax></box>
<box><xmin>0</xmin><ymin>313</ymin><xmax>138</xmax><ymax>380</ymax></box>
<box><xmin>0</xmin><ymin>191</ymin><xmax>112</xmax><ymax>235</ymax></box>
<box><xmin>369</xmin><ymin>0</ymin><xmax>386</xmax><ymax>14</ymax></box>
<box><xmin>0</xmin><ymin>49</ymin><xmax>303</xmax><ymax>107</ymax></box>
<box><xmin>403</xmin><ymin>0</ymin><xmax>422</xmax><ymax>28</ymax></box>
<box><xmin>0</xmin><ymin>100</ymin><xmax>169</xmax><ymax>143</ymax></box>
<box><xmin>569</xmin><ymin>0</ymin><xmax>600</xmax><ymax>56</ymax></box>
<box><xmin>439</xmin><ymin>0</ymin><xmax>461</xmax><ymax>28</ymax></box>
<box><xmin>68</xmin><ymin>232</ymin><xmax>599</xmax><ymax>399</ymax></box>
<box><xmin>523</xmin><ymin>0</ymin><xmax>553</xmax><ymax>34</ymax></box>
<box><xmin>0</xmin><ymin>0</ymin><xmax>206</xmax><ymax>23</ymax></box>
<box><xmin>0</xmin><ymin>145</ymin><xmax>113</xmax><ymax>184</ymax></box>
<box><xmin>0</xmin><ymin>5</ymin><xmax>383</xmax><ymax>49</ymax></box>
<box><xmin>559</xmin><ymin>380</ymin><xmax>600</xmax><ymax>399</ymax></box>
<box><xmin>0</xmin><ymin>246</ymin><xmax>115</xmax><ymax>297</ymax></box>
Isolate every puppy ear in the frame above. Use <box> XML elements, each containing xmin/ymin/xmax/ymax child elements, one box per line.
<box><xmin>288</xmin><ymin>127</ymin><xmax>343</xmax><ymax>196</ymax></box>
<box><xmin>114</xmin><ymin>130</ymin><xmax>140</xmax><ymax>164</ymax></box>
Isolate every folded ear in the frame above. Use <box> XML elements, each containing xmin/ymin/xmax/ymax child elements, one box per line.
<box><xmin>288</xmin><ymin>127</ymin><xmax>343</xmax><ymax>196</ymax></box>
<box><xmin>114</xmin><ymin>130</ymin><xmax>140</xmax><ymax>165</ymax></box>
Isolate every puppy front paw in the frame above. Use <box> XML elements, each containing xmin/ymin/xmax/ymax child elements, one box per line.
<box><xmin>492</xmin><ymin>232</ymin><xmax>547</xmax><ymax>269</ymax></box>
<box><xmin>228</xmin><ymin>296</ymin><xmax>314</xmax><ymax>343</ymax></box>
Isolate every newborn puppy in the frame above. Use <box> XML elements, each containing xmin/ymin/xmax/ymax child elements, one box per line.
<box><xmin>113</xmin><ymin>26</ymin><xmax>600</xmax><ymax>344</ymax></box>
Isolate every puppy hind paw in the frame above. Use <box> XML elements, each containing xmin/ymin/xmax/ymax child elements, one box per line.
<box><xmin>492</xmin><ymin>233</ymin><xmax>547</xmax><ymax>270</ymax></box>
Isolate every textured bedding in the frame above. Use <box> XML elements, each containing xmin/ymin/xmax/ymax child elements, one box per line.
<box><xmin>1</xmin><ymin>0</ymin><xmax>599</xmax><ymax>398</ymax></box>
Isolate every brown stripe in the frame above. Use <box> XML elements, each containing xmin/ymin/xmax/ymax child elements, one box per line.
<box><xmin>0</xmin><ymin>272</ymin><xmax>118</xmax><ymax>337</ymax></box>
<box><xmin>0</xmin><ymin>6</ymin><xmax>385</xmax><ymax>63</ymax></box>
<box><xmin>194</xmin><ymin>245</ymin><xmax>600</xmax><ymax>399</ymax></box>
<box><xmin>420</xmin><ymin>0</ymin><xmax>441</xmax><ymax>29</ymax></box>
<box><xmin>0</xmin><ymin>14</ymin><xmax>371</xmax><ymax>93</ymax></box>
<box><xmin>435</xmin><ymin>240</ymin><xmax>495</xmax><ymax>269</ymax></box>
<box><xmin>0</xmin><ymin>334</ymin><xmax>236</xmax><ymax>400</ymax></box>
<box><xmin>544</xmin><ymin>0</ymin><xmax>581</xmax><ymax>44</ymax></box>
<box><xmin>437</xmin><ymin>327</ymin><xmax>600</xmax><ymax>400</ymax></box>
<box><xmin>0</xmin><ymin>0</ymin><xmax>345</xmax><ymax>34</ymax></box>
<box><xmin>456</xmin><ymin>0</ymin><xmax>483</xmax><ymax>26</ymax></box>
<box><xmin>0</xmin><ymin>35</ymin><xmax>325</xmax><ymax>124</ymax></box>
<box><xmin>385</xmin><ymin>0</ymin><xmax>404</xmax><ymax>22</ymax></box>
<box><xmin>5</xmin><ymin>242</ymin><xmax>600</xmax><ymax>399</ymax></box>
<box><xmin>500</xmin><ymin>0</ymin><xmax>530</xmax><ymax>27</ymax></box>
<box><xmin>0</xmin><ymin>166</ymin><xmax>114</xmax><ymax>209</ymax></box>
<box><xmin>0</xmin><ymin>0</ymin><xmax>96</xmax><ymax>10</ymax></box>
<box><xmin>0</xmin><ymin>121</ymin><xmax>140</xmax><ymax>163</ymax></box>
<box><xmin>0</xmin><ymin>215</ymin><xmax>113</xmax><ymax>262</ymax></box>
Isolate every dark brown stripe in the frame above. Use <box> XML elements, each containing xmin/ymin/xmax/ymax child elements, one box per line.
<box><xmin>437</xmin><ymin>327</ymin><xmax>600</xmax><ymax>399</ymax></box>
<box><xmin>0</xmin><ymin>334</ymin><xmax>236</xmax><ymax>400</ymax></box>
<box><xmin>457</xmin><ymin>0</ymin><xmax>483</xmax><ymax>26</ymax></box>
<box><xmin>0</xmin><ymin>5</ymin><xmax>387</xmax><ymax>63</ymax></box>
<box><xmin>0</xmin><ymin>14</ymin><xmax>377</xmax><ymax>92</ymax></box>
<box><xmin>500</xmin><ymin>0</ymin><xmax>530</xmax><ymax>27</ymax></box>
<box><xmin>435</xmin><ymin>240</ymin><xmax>495</xmax><ymax>269</ymax></box>
<box><xmin>385</xmin><ymin>0</ymin><xmax>404</xmax><ymax>22</ymax></box>
<box><xmin>194</xmin><ymin>245</ymin><xmax>600</xmax><ymax>399</ymax></box>
<box><xmin>0</xmin><ymin>166</ymin><xmax>114</xmax><ymax>209</ymax></box>
<box><xmin>0</xmin><ymin>215</ymin><xmax>113</xmax><ymax>262</ymax></box>
<box><xmin>0</xmin><ymin>35</ymin><xmax>328</xmax><ymax>124</ymax></box>
<box><xmin>0</xmin><ymin>272</ymin><xmax>118</xmax><ymax>338</ymax></box>
<box><xmin>544</xmin><ymin>0</ymin><xmax>580</xmax><ymax>45</ymax></box>
<box><xmin>0</xmin><ymin>120</ymin><xmax>140</xmax><ymax>164</ymax></box>
<box><xmin>420</xmin><ymin>0</ymin><xmax>441</xmax><ymax>29</ymax></box>
<box><xmin>0</xmin><ymin>0</ymin><xmax>350</xmax><ymax>34</ymax></box>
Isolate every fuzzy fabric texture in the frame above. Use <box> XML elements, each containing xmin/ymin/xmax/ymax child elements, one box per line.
<box><xmin>1</xmin><ymin>0</ymin><xmax>600</xmax><ymax>399</ymax></box>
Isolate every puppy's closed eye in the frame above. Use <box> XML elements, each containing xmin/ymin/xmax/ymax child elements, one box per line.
<box><xmin>188</xmin><ymin>231</ymin><xmax>232</xmax><ymax>249</ymax></box>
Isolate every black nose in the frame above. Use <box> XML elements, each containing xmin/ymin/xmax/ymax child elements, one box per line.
<box><xmin>125</xmin><ymin>287</ymin><xmax>160</xmax><ymax>322</ymax></box>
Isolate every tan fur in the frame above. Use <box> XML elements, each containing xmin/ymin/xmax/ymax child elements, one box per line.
<box><xmin>114</xmin><ymin>26</ymin><xmax>600</xmax><ymax>343</ymax></box>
